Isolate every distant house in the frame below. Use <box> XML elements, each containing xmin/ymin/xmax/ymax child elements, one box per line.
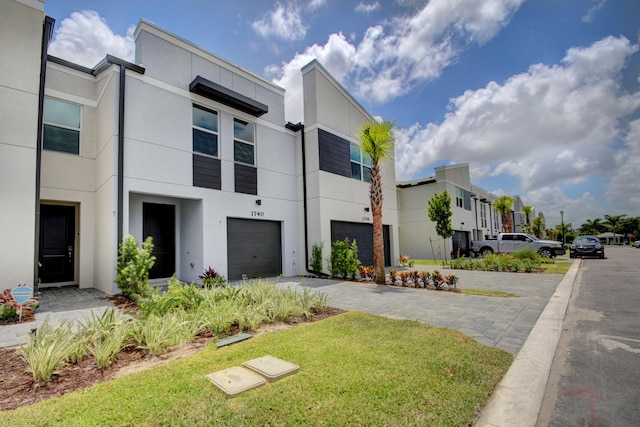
<box><xmin>397</xmin><ymin>164</ymin><xmax>502</xmax><ymax>260</ymax></box>
<box><xmin>0</xmin><ymin>0</ymin><xmax>399</xmax><ymax>293</ymax></box>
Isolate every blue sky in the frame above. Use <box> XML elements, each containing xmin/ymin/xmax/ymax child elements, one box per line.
<box><xmin>43</xmin><ymin>0</ymin><xmax>640</xmax><ymax>229</ymax></box>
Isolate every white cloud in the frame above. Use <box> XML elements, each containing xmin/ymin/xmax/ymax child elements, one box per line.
<box><xmin>355</xmin><ymin>2</ymin><xmax>381</xmax><ymax>14</ymax></box>
<box><xmin>48</xmin><ymin>10</ymin><xmax>135</xmax><ymax>68</ymax></box>
<box><xmin>395</xmin><ymin>36</ymin><xmax>640</xmax><ymax>200</ymax></box>
<box><xmin>252</xmin><ymin>2</ymin><xmax>306</xmax><ymax>41</ymax></box>
<box><xmin>307</xmin><ymin>0</ymin><xmax>327</xmax><ymax>11</ymax></box>
<box><xmin>268</xmin><ymin>0</ymin><xmax>524</xmax><ymax>120</ymax></box>
<box><xmin>607</xmin><ymin>118</ymin><xmax>640</xmax><ymax>213</ymax></box>
<box><xmin>582</xmin><ymin>0</ymin><xmax>608</xmax><ymax>23</ymax></box>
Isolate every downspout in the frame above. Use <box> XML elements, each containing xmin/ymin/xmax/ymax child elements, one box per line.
<box><xmin>33</xmin><ymin>16</ymin><xmax>56</xmax><ymax>293</ymax></box>
<box><xmin>473</xmin><ymin>197</ymin><xmax>478</xmax><ymax>240</ymax></box>
<box><xmin>117</xmin><ymin>64</ymin><xmax>126</xmax><ymax>246</ymax></box>
<box><xmin>285</xmin><ymin>122</ymin><xmax>324</xmax><ymax>276</ymax></box>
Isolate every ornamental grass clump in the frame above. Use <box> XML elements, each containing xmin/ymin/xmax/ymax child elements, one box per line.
<box><xmin>130</xmin><ymin>313</ymin><xmax>185</xmax><ymax>356</ymax></box>
<box><xmin>90</xmin><ymin>323</ymin><xmax>129</xmax><ymax>368</ymax></box>
<box><xmin>18</xmin><ymin>318</ymin><xmax>75</xmax><ymax>383</ymax></box>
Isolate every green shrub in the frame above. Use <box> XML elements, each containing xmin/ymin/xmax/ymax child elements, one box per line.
<box><xmin>512</xmin><ymin>247</ymin><xmax>541</xmax><ymax>263</ymax></box>
<box><xmin>116</xmin><ymin>235</ymin><xmax>156</xmax><ymax>301</ymax></box>
<box><xmin>328</xmin><ymin>238</ymin><xmax>361</xmax><ymax>279</ymax></box>
<box><xmin>18</xmin><ymin>318</ymin><xmax>75</xmax><ymax>383</ymax></box>
<box><xmin>310</xmin><ymin>241</ymin><xmax>324</xmax><ymax>272</ymax></box>
<box><xmin>131</xmin><ymin>314</ymin><xmax>184</xmax><ymax>356</ymax></box>
<box><xmin>198</xmin><ymin>266</ymin><xmax>227</xmax><ymax>288</ymax></box>
<box><xmin>90</xmin><ymin>323</ymin><xmax>130</xmax><ymax>368</ymax></box>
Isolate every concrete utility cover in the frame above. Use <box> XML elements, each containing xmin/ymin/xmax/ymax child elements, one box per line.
<box><xmin>243</xmin><ymin>355</ymin><xmax>299</xmax><ymax>382</ymax></box>
<box><xmin>206</xmin><ymin>366</ymin><xmax>265</xmax><ymax>396</ymax></box>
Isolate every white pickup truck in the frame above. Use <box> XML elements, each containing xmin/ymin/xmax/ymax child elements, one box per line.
<box><xmin>470</xmin><ymin>233</ymin><xmax>566</xmax><ymax>258</ymax></box>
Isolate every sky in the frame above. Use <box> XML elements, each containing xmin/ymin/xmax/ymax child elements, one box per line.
<box><xmin>42</xmin><ymin>0</ymin><xmax>640</xmax><ymax>229</ymax></box>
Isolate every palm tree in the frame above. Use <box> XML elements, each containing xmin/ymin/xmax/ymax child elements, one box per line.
<box><xmin>603</xmin><ymin>214</ymin><xmax>627</xmax><ymax>243</ymax></box>
<box><xmin>532</xmin><ymin>216</ymin><xmax>544</xmax><ymax>238</ymax></box>
<box><xmin>494</xmin><ymin>196</ymin><xmax>513</xmax><ymax>233</ymax></box>
<box><xmin>580</xmin><ymin>218</ymin><xmax>605</xmax><ymax>235</ymax></box>
<box><xmin>359</xmin><ymin>119</ymin><xmax>396</xmax><ymax>283</ymax></box>
<box><xmin>522</xmin><ymin>206</ymin><xmax>533</xmax><ymax>226</ymax></box>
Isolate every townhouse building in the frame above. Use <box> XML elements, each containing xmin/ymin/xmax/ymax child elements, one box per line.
<box><xmin>1</xmin><ymin>0</ymin><xmax>398</xmax><ymax>294</ymax></box>
<box><xmin>397</xmin><ymin>164</ymin><xmax>501</xmax><ymax>259</ymax></box>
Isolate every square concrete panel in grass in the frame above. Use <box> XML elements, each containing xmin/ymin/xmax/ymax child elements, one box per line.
<box><xmin>243</xmin><ymin>355</ymin><xmax>299</xmax><ymax>382</ymax></box>
<box><xmin>206</xmin><ymin>366</ymin><xmax>265</xmax><ymax>396</ymax></box>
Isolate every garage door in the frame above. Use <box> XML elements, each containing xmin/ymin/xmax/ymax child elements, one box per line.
<box><xmin>330</xmin><ymin>221</ymin><xmax>391</xmax><ymax>267</ymax></box>
<box><xmin>227</xmin><ymin>218</ymin><xmax>282</xmax><ymax>280</ymax></box>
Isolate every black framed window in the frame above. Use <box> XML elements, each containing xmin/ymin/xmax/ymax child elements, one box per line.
<box><xmin>43</xmin><ymin>97</ymin><xmax>80</xmax><ymax>155</ymax></box>
<box><xmin>455</xmin><ymin>187</ymin><xmax>464</xmax><ymax>208</ymax></box>
<box><xmin>193</xmin><ymin>104</ymin><xmax>218</xmax><ymax>157</ymax></box>
<box><xmin>350</xmin><ymin>144</ymin><xmax>372</xmax><ymax>183</ymax></box>
<box><xmin>233</xmin><ymin>118</ymin><xmax>255</xmax><ymax>166</ymax></box>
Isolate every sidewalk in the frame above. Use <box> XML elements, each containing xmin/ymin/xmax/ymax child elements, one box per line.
<box><xmin>0</xmin><ymin>287</ymin><xmax>110</xmax><ymax>348</ymax></box>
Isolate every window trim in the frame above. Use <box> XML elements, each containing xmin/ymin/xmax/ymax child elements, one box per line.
<box><xmin>43</xmin><ymin>97</ymin><xmax>81</xmax><ymax>155</ymax></box>
<box><xmin>233</xmin><ymin>117</ymin><xmax>256</xmax><ymax>167</ymax></box>
<box><xmin>192</xmin><ymin>103</ymin><xmax>220</xmax><ymax>158</ymax></box>
<box><xmin>455</xmin><ymin>187</ymin><xmax>464</xmax><ymax>208</ymax></box>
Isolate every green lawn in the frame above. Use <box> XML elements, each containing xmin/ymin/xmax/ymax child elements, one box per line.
<box><xmin>2</xmin><ymin>312</ymin><xmax>512</xmax><ymax>426</ymax></box>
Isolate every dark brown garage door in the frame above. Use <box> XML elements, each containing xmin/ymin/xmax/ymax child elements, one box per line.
<box><xmin>330</xmin><ymin>221</ymin><xmax>391</xmax><ymax>267</ymax></box>
<box><xmin>227</xmin><ymin>218</ymin><xmax>282</xmax><ymax>280</ymax></box>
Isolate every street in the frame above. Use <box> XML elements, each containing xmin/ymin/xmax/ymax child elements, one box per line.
<box><xmin>538</xmin><ymin>246</ymin><xmax>640</xmax><ymax>426</ymax></box>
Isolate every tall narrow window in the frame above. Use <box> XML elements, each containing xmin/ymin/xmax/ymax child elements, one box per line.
<box><xmin>350</xmin><ymin>144</ymin><xmax>372</xmax><ymax>183</ymax></box>
<box><xmin>480</xmin><ymin>204</ymin><xmax>487</xmax><ymax>228</ymax></box>
<box><xmin>193</xmin><ymin>104</ymin><xmax>218</xmax><ymax>156</ymax></box>
<box><xmin>455</xmin><ymin>187</ymin><xmax>463</xmax><ymax>208</ymax></box>
<box><xmin>234</xmin><ymin>118</ymin><xmax>255</xmax><ymax>166</ymax></box>
<box><xmin>43</xmin><ymin>97</ymin><xmax>80</xmax><ymax>154</ymax></box>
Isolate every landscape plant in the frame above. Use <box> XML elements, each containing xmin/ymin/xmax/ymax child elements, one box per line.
<box><xmin>310</xmin><ymin>241</ymin><xmax>324</xmax><ymax>273</ymax></box>
<box><xmin>328</xmin><ymin>238</ymin><xmax>361</xmax><ymax>279</ymax></box>
<box><xmin>427</xmin><ymin>190</ymin><xmax>455</xmax><ymax>264</ymax></box>
<box><xmin>0</xmin><ymin>288</ymin><xmax>38</xmax><ymax>322</ymax></box>
<box><xmin>18</xmin><ymin>318</ymin><xmax>75</xmax><ymax>383</ymax></box>
<box><xmin>116</xmin><ymin>235</ymin><xmax>156</xmax><ymax>301</ymax></box>
<box><xmin>359</xmin><ymin>119</ymin><xmax>396</xmax><ymax>283</ymax></box>
<box><xmin>198</xmin><ymin>266</ymin><xmax>227</xmax><ymax>288</ymax></box>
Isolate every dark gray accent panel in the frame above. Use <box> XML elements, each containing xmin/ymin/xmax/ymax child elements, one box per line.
<box><xmin>227</xmin><ymin>218</ymin><xmax>282</xmax><ymax>280</ymax></box>
<box><xmin>234</xmin><ymin>163</ymin><xmax>257</xmax><ymax>195</ymax></box>
<box><xmin>463</xmin><ymin>189</ymin><xmax>472</xmax><ymax>211</ymax></box>
<box><xmin>318</xmin><ymin>129</ymin><xmax>351</xmax><ymax>178</ymax></box>
<box><xmin>189</xmin><ymin>75</ymin><xmax>268</xmax><ymax>117</ymax></box>
<box><xmin>330</xmin><ymin>221</ymin><xmax>391</xmax><ymax>267</ymax></box>
<box><xmin>193</xmin><ymin>154</ymin><xmax>221</xmax><ymax>190</ymax></box>
<box><xmin>452</xmin><ymin>230</ymin><xmax>470</xmax><ymax>258</ymax></box>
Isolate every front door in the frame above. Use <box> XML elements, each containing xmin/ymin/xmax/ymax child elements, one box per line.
<box><xmin>39</xmin><ymin>204</ymin><xmax>75</xmax><ymax>284</ymax></box>
<box><xmin>143</xmin><ymin>203</ymin><xmax>175</xmax><ymax>279</ymax></box>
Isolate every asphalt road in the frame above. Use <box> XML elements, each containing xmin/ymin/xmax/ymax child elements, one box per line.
<box><xmin>538</xmin><ymin>246</ymin><xmax>640</xmax><ymax>426</ymax></box>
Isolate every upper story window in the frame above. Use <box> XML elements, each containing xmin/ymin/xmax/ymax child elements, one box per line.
<box><xmin>193</xmin><ymin>104</ymin><xmax>218</xmax><ymax>157</ymax></box>
<box><xmin>43</xmin><ymin>97</ymin><xmax>80</xmax><ymax>155</ymax></box>
<box><xmin>234</xmin><ymin>118</ymin><xmax>255</xmax><ymax>166</ymax></box>
<box><xmin>455</xmin><ymin>187</ymin><xmax>463</xmax><ymax>208</ymax></box>
<box><xmin>480</xmin><ymin>203</ymin><xmax>487</xmax><ymax>228</ymax></box>
<box><xmin>350</xmin><ymin>144</ymin><xmax>372</xmax><ymax>183</ymax></box>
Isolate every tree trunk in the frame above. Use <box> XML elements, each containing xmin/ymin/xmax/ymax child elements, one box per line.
<box><xmin>370</xmin><ymin>165</ymin><xmax>385</xmax><ymax>283</ymax></box>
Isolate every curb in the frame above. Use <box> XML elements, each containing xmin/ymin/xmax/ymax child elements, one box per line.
<box><xmin>474</xmin><ymin>260</ymin><xmax>581</xmax><ymax>427</ymax></box>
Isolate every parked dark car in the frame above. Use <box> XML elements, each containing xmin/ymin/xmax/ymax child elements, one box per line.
<box><xmin>570</xmin><ymin>235</ymin><xmax>605</xmax><ymax>259</ymax></box>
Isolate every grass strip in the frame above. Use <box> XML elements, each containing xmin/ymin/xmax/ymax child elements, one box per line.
<box><xmin>1</xmin><ymin>312</ymin><xmax>511</xmax><ymax>426</ymax></box>
<box><xmin>460</xmin><ymin>289</ymin><xmax>517</xmax><ymax>298</ymax></box>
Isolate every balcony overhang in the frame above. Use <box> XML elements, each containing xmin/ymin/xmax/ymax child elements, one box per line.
<box><xmin>189</xmin><ymin>75</ymin><xmax>268</xmax><ymax>117</ymax></box>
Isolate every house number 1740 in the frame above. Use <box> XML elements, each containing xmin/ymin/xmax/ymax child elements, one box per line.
<box><xmin>251</xmin><ymin>211</ymin><xmax>265</xmax><ymax>217</ymax></box>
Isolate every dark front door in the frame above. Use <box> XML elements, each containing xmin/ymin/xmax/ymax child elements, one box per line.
<box><xmin>227</xmin><ymin>218</ymin><xmax>282</xmax><ymax>280</ymax></box>
<box><xmin>452</xmin><ymin>231</ymin><xmax>470</xmax><ymax>259</ymax></box>
<box><xmin>330</xmin><ymin>221</ymin><xmax>391</xmax><ymax>267</ymax></box>
<box><xmin>39</xmin><ymin>204</ymin><xmax>75</xmax><ymax>283</ymax></box>
<box><xmin>143</xmin><ymin>203</ymin><xmax>175</xmax><ymax>279</ymax></box>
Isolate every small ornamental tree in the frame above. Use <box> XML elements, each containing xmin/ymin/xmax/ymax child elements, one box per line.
<box><xmin>116</xmin><ymin>235</ymin><xmax>156</xmax><ymax>301</ymax></box>
<box><xmin>427</xmin><ymin>191</ymin><xmax>455</xmax><ymax>264</ymax></box>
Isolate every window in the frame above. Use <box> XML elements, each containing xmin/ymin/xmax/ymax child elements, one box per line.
<box><xmin>43</xmin><ymin>97</ymin><xmax>80</xmax><ymax>154</ymax></box>
<box><xmin>480</xmin><ymin>203</ymin><xmax>487</xmax><ymax>228</ymax></box>
<box><xmin>455</xmin><ymin>187</ymin><xmax>463</xmax><ymax>208</ymax></box>
<box><xmin>350</xmin><ymin>144</ymin><xmax>372</xmax><ymax>183</ymax></box>
<box><xmin>234</xmin><ymin>118</ymin><xmax>255</xmax><ymax>166</ymax></box>
<box><xmin>193</xmin><ymin>104</ymin><xmax>218</xmax><ymax>156</ymax></box>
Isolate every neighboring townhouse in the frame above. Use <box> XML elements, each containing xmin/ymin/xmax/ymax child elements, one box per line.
<box><xmin>512</xmin><ymin>195</ymin><xmax>529</xmax><ymax>232</ymax></box>
<box><xmin>297</xmin><ymin>60</ymin><xmax>399</xmax><ymax>271</ymax></box>
<box><xmin>397</xmin><ymin>164</ymin><xmax>501</xmax><ymax>259</ymax></box>
<box><xmin>1</xmin><ymin>0</ymin><xmax>399</xmax><ymax>294</ymax></box>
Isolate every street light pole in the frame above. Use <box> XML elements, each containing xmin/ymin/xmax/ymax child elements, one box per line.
<box><xmin>560</xmin><ymin>210</ymin><xmax>565</xmax><ymax>245</ymax></box>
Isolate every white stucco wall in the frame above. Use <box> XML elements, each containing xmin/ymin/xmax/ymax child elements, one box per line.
<box><xmin>0</xmin><ymin>0</ymin><xmax>44</xmax><ymax>290</ymax></box>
